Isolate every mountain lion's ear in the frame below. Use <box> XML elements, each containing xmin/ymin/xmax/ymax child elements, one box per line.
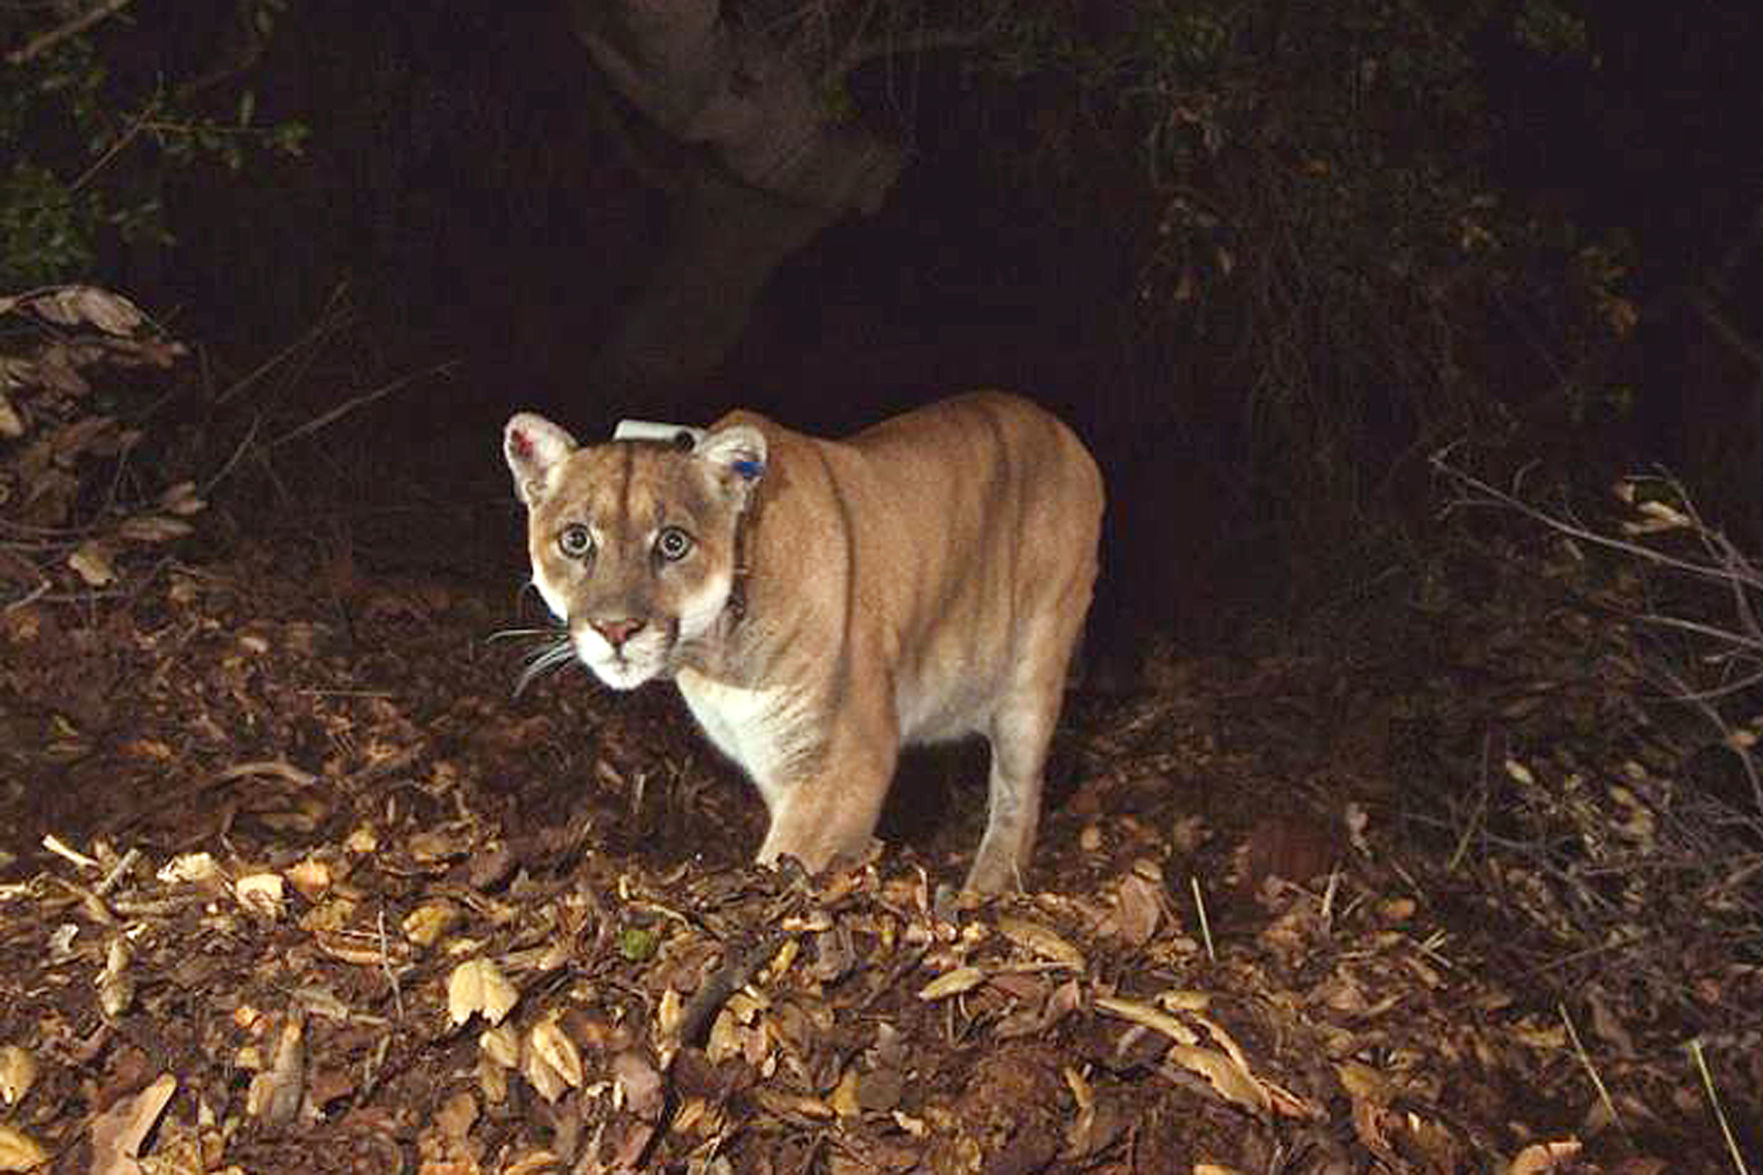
<box><xmin>504</xmin><ymin>413</ymin><xmax>578</xmax><ymax>506</ymax></box>
<box><xmin>695</xmin><ymin>424</ymin><xmax>767</xmax><ymax>507</ymax></box>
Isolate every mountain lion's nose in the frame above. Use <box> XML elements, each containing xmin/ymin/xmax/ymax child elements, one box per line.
<box><xmin>591</xmin><ymin>617</ymin><xmax>646</xmax><ymax>649</ymax></box>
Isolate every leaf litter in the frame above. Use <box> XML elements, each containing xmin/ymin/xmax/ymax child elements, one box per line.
<box><xmin>0</xmin><ymin>292</ymin><xmax>1756</xmax><ymax>1173</ymax></box>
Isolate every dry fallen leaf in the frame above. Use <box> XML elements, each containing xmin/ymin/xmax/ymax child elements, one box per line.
<box><xmin>116</xmin><ymin>514</ymin><xmax>193</xmax><ymax>543</ymax></box>
<box><xmin>1508</xmin><ymin>1139</ymin><xmax>1582</xmax><ymax>1175</ymax></box>
<box><xmin>435</xmin><ymin>1089</ymin><xmax>478</xmax><ymax>1142</ymax></box>
<box><xmin>524</xmin><ymin>1017</ymin><xmax>583</xmax><ymax>1103</ymax></box>
<box><xmin>1111</xmin><ymin>872</ymin><xmax>1163</xmax><ymax>946</ymax></box>
<box><xmin>448</xmin><ymin>958</ymin><xmax>519</xmax><ymax>1027</ymax></box>
<box><xmin>68</xmin><ymin>540</ymin><xmax>117</xmax><ymax>587</ymax></box>
<box><xmin>612</xmin><ymin>1051</ymin><xmax>663</xmax><ymax>1120</ymax></box>
<box><xmin>1094</xmin><ymin>996</ymin><xmax>1200</xmax><ymax>1046</ymax></box>
<box><xmin>158</xmin><ymin>480</ymin><xmax>207</xmax><ymax>516</ymax></box>
<box><xmin>32</xmin><ymin>286</ymin><xmax>147</xmax><ymax>335</ymax></box>
<box><xmin>234</xmin><ymin>872</ymin><xmax>286</xmax><ymax>918</ymax></box>
<box><xmin>1164</xmin><ymin>1044</ymin><xmax>1271</xmax><ymax>1115</ymax></box>
<box><xmin>402</xmin><ymin>899</ymin><xmax>462</xmax><ymax>947</ymax></box>
<box><xmin>499</xmin><ymin>1151</ymin><xmax>563</xmax><ymax>1175</ymax></box>
<box><xmin>0</xmin><ymin>1046</ymin><xmax>37</xmax><ymax>1107</ymax></box>
<box><xmin>997</xmin><ymin>916</ymin><xmax>1086</xmax><ymax>971</ymax></box>
<box><xmin>829</xmin><ymin>1068</ymin><xmax>862</xmax><ymax>1119</ymax></box>
<box><xmin>157</xmin><ymin>852</ymin><xmax>219</xmax><ymax>884</ymax></box>
<box><xmin>918</xmin><ymin>966</ymin><xmax>986</xmax><ymax>1001</ymax></box>
<box><xmin>285</xmin><ymin>858</ymin><xmax>333</xmax><ymax>902</ymax></box>
<box><xmin>479</xmin><ymin>1023</ymin><xmax>521</xmax><ymax>1070</ymax></box>
<box><xmin>245</xmin><ymin>1015</ymin><xmax>305</xmax><ymax>1126</ymax></box>
<box><xmin>89</xmin><ymin>1073</ymin><xmax>176</xmax><ymax>1175</ymax></box>
<box><xmin>0</xmin><ymin>390</ymin><xmax>22</xmax><ymax>439</ymax></box>
<box><xmin>0</xmin><ymin>1123</ymin><xmax>48</xmax><ymax>1172</ymax></box>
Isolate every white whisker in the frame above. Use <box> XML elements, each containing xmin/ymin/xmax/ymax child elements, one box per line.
<box><xmin>510</xmin><ymin>630</ymin><xmax>578</xmax><ymax>696</ymax></box>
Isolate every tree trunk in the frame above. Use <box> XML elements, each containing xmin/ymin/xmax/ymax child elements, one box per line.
<box><xmin>564</xmin><ymin>0</ymin><xmax>904</xmax><ymax>397</ymax></box>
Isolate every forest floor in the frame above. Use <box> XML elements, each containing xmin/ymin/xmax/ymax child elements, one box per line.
<box><xmin>0</xmin><ymin>285</ymin><xmax>1756</xmax><ymax>1174</ymax></box>
<box><xmin>2</xmin><ymin>470</ymin><xmax>1758</xmax><ymax>1175</ymax></box>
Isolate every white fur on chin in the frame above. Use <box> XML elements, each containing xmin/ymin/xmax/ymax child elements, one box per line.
<box><xmin>574</xmin><ymin>627</ymin><xmax>668</xmax><ymax>690</ymax></box>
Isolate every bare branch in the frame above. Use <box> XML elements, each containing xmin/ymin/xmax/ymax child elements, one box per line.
<box><xmin>1431</xmin><ymin>448</ymin><xmax>1759</xmax><ymax>589</ymax></box>
<box><xmin>5</xmin><ymin>0</ymin><xmax>134</xmax><ymax>67</ymax></box>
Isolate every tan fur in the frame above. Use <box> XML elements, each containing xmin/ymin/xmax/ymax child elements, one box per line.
<box><xmin>503</xmin><ymin>392</ymin><xmax>1103</xmax><ymax>892</ymax></box>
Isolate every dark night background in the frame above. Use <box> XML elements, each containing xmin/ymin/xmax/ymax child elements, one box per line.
<box><xmin>9</xmin><ymin>0</ymin><xmax>1758</xmax><ymax>660</ymax></box>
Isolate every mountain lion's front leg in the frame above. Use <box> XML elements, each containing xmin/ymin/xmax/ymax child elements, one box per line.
<box><xmin>755</xmin><ymin>713</ymin><xmax>898</xmax><ymax>877</ymax></box>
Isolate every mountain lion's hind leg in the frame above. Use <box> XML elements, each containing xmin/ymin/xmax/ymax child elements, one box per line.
<box><xmin>967</xmin><ymin>595</ymin><xmax>1088</xmax><ymax>893</ymax></box>
<box><xmin>968</xmin><ymin>689</ymin><xmax>1059</xmax><ymax>893</ymax></box>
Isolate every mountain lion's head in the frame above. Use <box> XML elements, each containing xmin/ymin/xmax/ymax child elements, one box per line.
<box><xmin>503</xmin><ymin>414</ymin><xmax>766</xmax><ymax>689</ymax></box>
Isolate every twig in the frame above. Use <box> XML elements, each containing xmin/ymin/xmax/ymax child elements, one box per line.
<box><xmin>214</xmin><ymin>284</ymin><xmax>353</xmax><ymax>406</ymax></box>
<box><xmin>1558</xmin><ymin>1001</ymin><xmax>1623</xmax><ymax>1134</ymax></box>
<box><xmin>1650</xmin><ymin>660</ymin><xmax>1763</xmax><ymax>817</ymax></box>
<box><xmin>5</xmin><ymin>0</ymin><xmax>135</xmax><ymax>66</ymax></box>
<box><xmin>637</xmin><ymin>928</ymin><xmax>793</xmax><ymax>1169</ymax></box>
<box><xmin>659</xmin><ymin>929</ymin><xmax>792</xmax><ymax>1068</ymax></box>
<box><xmin>1447</xmin><ymin>728</ymin><xmax>1494</xmax><ymax>874</ymax></box>
<box><xmin>267</xmin><ymin>362</ymin><xmax>456</xmax><ymax>450</ymax></box>
<box><xmin>70</xmin><ymin>115</ymin><xmax>148</xmax><ymax>192</ymax></box>
<box><xmin>41</xmin><ymin>834</ymin><xmax>101</xmax><ymax>871</ymax></box>
<box><xmin>1689</xmin><ymin>1038</ymin><xmax>1753</xmax><ymax>1175</ymax></box>
<box><xmin>1189</xmin><ymin>875</ymin><xmax>1215</xmax><ymax>962</ymax></box>
<box><xmin>3</xmin><ymin>579</ymin><xmax>51</xmax><ymax>613</ymax></box>
<box><xmin>95</xmin><ymin>847</ymin><xmax>141</xmax><ymax>897</ymax></box>
<box><xmin>376</xmin><ymin>907</ymin><xmax>404</xmax><ymax>1021</ymax></box>
<box><xmin>213</xmin><ymin>759</ymin><xmax>318</xmax><ymax>787</ymax></box>
<box><xmin>1431</xmin><ymin>449</ymin><xmax>1754</xmax><ymax>588</ymax></box>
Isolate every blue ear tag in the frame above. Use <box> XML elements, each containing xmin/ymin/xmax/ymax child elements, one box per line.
<box><xmin>733</xmin><ymin>459</ymin><xmax>764</xmax><ymax>480</ymax></box>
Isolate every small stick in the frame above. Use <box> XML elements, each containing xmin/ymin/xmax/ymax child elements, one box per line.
<box><xmin>1690</xmin><ymin>1037</ymin><xmax>1752</xmax><ymax>1175</ymax></box>
<box><xmin>1558</xmin><ymin>1001</ymin><xmax>1622</xmax><ymax>1134</ymax></box>
<box><xmin>1189</xmin><ymin>876</ymin><xmax>1214</xmax><ymax>962</ymax></box>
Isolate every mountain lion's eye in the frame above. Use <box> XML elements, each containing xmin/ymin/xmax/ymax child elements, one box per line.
<box><xmin>655</xmin><ymin>526</ymin><xmax>693</xmax><ymax>562</ymax></box>
<box><xmin>558</xmin><ymin>524</ymin><xmax>594</xmax><ymax>559</ymax></box>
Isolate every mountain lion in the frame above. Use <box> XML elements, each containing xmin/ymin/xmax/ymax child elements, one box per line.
<box><xmin>503</xmin><ymin>392</ymin><xmax>1103</xmax><ymax>892</ymax></box>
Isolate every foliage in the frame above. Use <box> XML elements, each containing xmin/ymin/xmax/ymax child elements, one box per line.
<box><xmin>0</xmin><ymin>4</ymin><xmax>308</xmax><ymax>288</ymax></box>
<box><xmin>977</xmin><ymin>0</ymin><xmax>1628</xmax><ymax>597</ymax></box>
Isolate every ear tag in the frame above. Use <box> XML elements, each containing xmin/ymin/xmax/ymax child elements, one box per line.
<box><xmin>613</xmin><ymin>419</ymin><xmax>706</xmax><ymax>448</ymax></box>
<box><xmin>732</xmin><ymin>459</ymin><xmax>764</xmax><ymax>480</ymax></box>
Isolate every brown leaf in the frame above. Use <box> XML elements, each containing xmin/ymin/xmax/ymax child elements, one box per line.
<box><xmin>157</xmin><ymin>480</ymin><xmax>206</xmax><ymax>516</ymax></box>
<box><xmin>245</xmin><ymin>1015</ymin><xmax>306</xmax><ymax>1127</ymax></box>
<box><xmin>32</xmin><ymin>286</ymin><xmax>146</xmax><ymax>335</ymax></box>
<box><xmin>523</xmin><ymin>1017</ymin><xmax>582</xmax><ymax>1102</ymax></box>
<box><xmin>612</xmin><ymin>1050</ymin><xmax>663</xmax><ymax>1121</ymax></box>
<box><xmin>117</xmin><ymin>514</ymin><xmax>193</xmax><ymax>543</ymax></box>
<box><xmin>1111</xmin><ymin>872</ymin><xmax>1163</xmax><ymax>946</ymax></box>
<box><xmin>1509</xmin><ymin>1140</ymin><xmax>1582</xmax><ymax>1175</ymax></box>
<box><xmin>448</xmin><ymin>958</ymin><xmax>519</xmax><ymax>1027</ymax></box>
<box><xmin>434</xmin><ymin>1090</ymin><xmax>478</xmax><ymax>1142</ymax></box>
<box><xmin>0</xmin><ymin>1047</ymin><xmax>37</xmax><ymax>1107</ymax></box>
<box><xmin>1163</xmin><ymin>1044</ymin><xmax>1270</xmax><ymax>1114</ymax></box>
<box><xmin>0</xmin><ymin>1124</ymin><xmax>49</xmax><ymax>1172</ymax></box>
<box><xmin>90</xmin><ymin>1073</ymin><xmax>176</xmax><ymax>1175</ymax></box>
<box><xmin>68</xmin><ymin>540</ymin><xmax>117</xmax><ymax>587</ymax></box>
<box><xmin>918</xmin><ymin>966</ymin><xmax>986</xmax><ymax>1001</ymax></box>
<box><xmin>996</xmin><ymin>916</ymin><xmax>1086</xmax><ymax>971</ymax></box>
